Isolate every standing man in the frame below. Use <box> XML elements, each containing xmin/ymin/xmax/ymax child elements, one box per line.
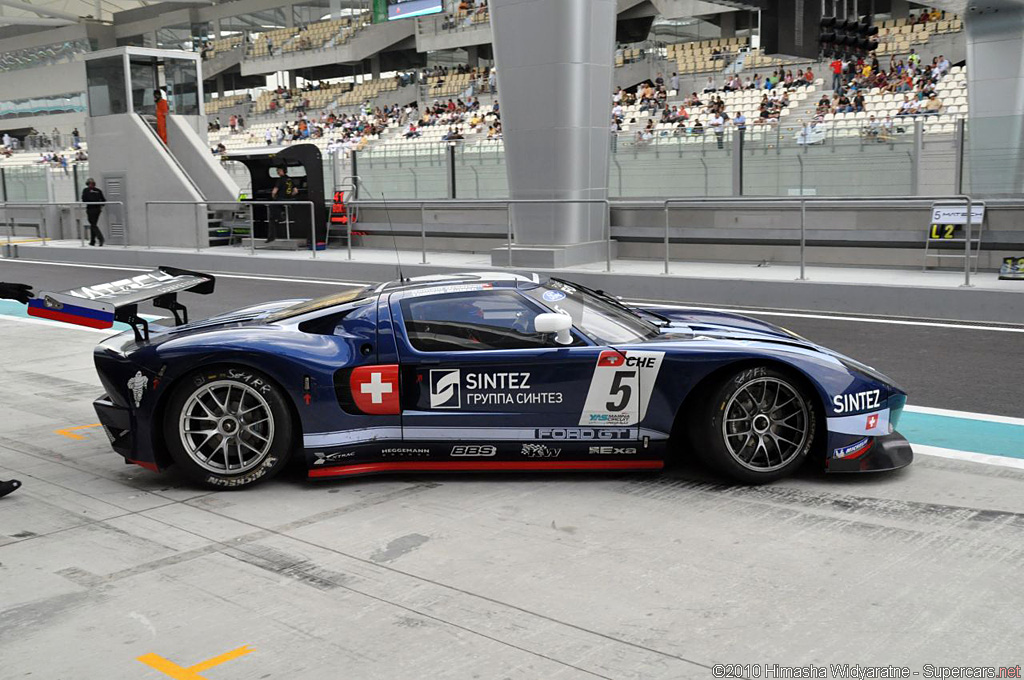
<box><xmin>267</xmin><ymin>166</ymin><xmax>298</xmax><ymax>243</ymax></box>
<box><xmin>830</xmin><ymin>56</ymin><xmax>843</xmax><ymax>91</ymax></box>
<box><xmin>81</xmin><ymin>178</ymin><xmax>106</xmax><ymax>246</ymax></box>
<box><xmin>710</xmin><ymin>112</ymin><xmax>725</xmax><ymax>149</ymax></box>
<box><xmin>154</xmin><ymin>89</ymin><xmax>169</xmax><ymax>144</ymax></box>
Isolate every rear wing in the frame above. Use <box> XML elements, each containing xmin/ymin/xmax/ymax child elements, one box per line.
<box><xmin>28</xmin><ymin>266</ymin><xmax>215</xmax><ymax>341</ymax></box>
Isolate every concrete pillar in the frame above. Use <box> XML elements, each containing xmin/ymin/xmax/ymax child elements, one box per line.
<box><xmin>467</xmin><ymin>45</ymin><xmax>479</xmax><ymax>68</ymax></box>
<box><xmin>370</xmin><ymin>53</ymin><xmax>381</xmax><ymax>80</ymax></box>
<box><xmin>329</xmin><ymin>0</ymin><xmax>341</xmax><ymax>20</ymax></box>
<box><xmin>216</xmin><ymin>73</ymin><xmax>225</xmax><ymax>97</ymax></box>
<box><xmin>719</xmin><ymin>12</ymin><xmax>736</xmax><ymax>38</ymax></box>
<box><xmin>489</xmin><ymin>0</ymin><xmax>617</xmax><ymax>267</ymax></box>
<box><xmin>286</xmin><ymin>5</ymin><xmax>295</xmax><ymax>28</ymax></box>
<box><xmin>889</xmin><ymin>0</ymin><xmax>910</xmax><ymax>20</ymax></box>
<box><xmin>965</xmin><ymin>8</ymin><xmax>1024</xmax><ymax>195</ymax></box>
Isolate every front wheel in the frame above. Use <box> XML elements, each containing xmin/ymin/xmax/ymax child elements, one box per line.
<box><xmin>692</xmin><ymin>366</ymin><xmax>817</xmax><ymax>484</ymax></box>
<box><xmin>164</xmin><ymin>367</ymin><xmax>293</xmax><ymax>490</ymax></box>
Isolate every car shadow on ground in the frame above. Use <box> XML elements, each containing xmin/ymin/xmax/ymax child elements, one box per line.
<box><xmin>117</xmin><ymin>449</ymin><xmax>912</xmax><ymax>496</ymax></box>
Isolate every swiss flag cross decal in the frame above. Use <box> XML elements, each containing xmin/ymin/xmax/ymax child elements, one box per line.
<box><xmin>866</xmin><ymin>414</ymin><xmax>879</xmax><ymax>430</ymax></box>
<box><xmin>598</xmin><ymin>350</ymin><xmax>626</xmax><ymax>367</ymax></box>
<box><xmin>350</xmin><ymin>365</ymin><xmax>400</xmax><ymax>415</ymax></box>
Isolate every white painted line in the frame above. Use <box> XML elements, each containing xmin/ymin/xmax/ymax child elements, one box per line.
<box><xmin>5</xmin><ymin>259</ymin><xmax>369</xmax><ymax>287</ymax></box>
<box><xmin>634</xmin><ymin>302</ymin><xmax>1024</xmax><ymax>334</ymax></box>
<box><xmin>904</xmin><ymin>405</ymin><xmax>1024</xmax><ymax>428</ymax></box>
<box><xmin>913</xmin><ymin>444</ymin><xmax>1024</xmax><ymax>471</ymax></box>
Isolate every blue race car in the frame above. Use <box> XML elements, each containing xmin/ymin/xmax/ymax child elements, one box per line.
<box><xmin>32</xmin><ymin>268</ymin><xmax>912</xmax><ymax>489</ymax></box>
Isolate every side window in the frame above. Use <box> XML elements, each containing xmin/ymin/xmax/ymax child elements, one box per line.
<box><xmin>401</xmin><ymin>290</ymin><xmax>559</xmax><ymax>352</ymax></box>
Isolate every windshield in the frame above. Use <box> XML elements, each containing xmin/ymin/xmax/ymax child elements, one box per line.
<box><xmin>523</xmin><ymin>280</ymin><xmax>660</xmax><ymax>345</ymax></box>
<box><xmin>264</xmin><ymin>286</ymin><xmax>372</xmax><ymax>322</ymax></box>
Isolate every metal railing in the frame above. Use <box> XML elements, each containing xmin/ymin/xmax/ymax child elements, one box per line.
<box><xmin>659</xmin><ymin>195</ymin><xmax>982</xmax><ymax>285</ymax></box>
<box><xmin>5</xmin><ymin>194</ymin><xmax>989</xmax><ymax>288</ymax></box>
<box><xmin>343</xmin><ymin>193</ymin><xmax>987</xmax><ymax>284</ymax></box>
<box><xmin>347</xmin><ymin>197</ymin><xmax>614</xmax><ymax>271</ymax></box>
<box><xmin>143</xmin><ymin>200</ymin><xmax>320</xmax><ymax>258</ymax></box>
<box><xmin>2</xmin><ymin>201</ymin><xmax>125</xmax><ymax>247</ymax></box>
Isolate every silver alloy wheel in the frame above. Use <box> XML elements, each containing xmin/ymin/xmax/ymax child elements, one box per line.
<box><xmin>178</xmin><ymin>380</ymin><xmax>275</xmax><ymax>474</ymax></box>
<box><xmin>721</xmin><ymin>377</ymin><xmax>811</xmax><ymax>472</ymax></box>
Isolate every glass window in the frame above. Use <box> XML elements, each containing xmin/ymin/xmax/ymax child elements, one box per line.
<box><xmin>156</xmin><ymin>25</ymin><xmax>193</xmax><ymax>51</ymax></box>
<box><xmin>0</xmin><ymin>39</ymin><xmax>90</xmax><ymax>74</ymax></box>
<box><xmin>166</xmin><ymin>59</ymin><xmax>200</xmax><ymax>115</ymax></box>
<box><xmin>265</xmin><ymin>287</ymin><xmax>372</xmax><ymax>322</ymax></box>
<box><xmin>523</xmin><ymin>280</ymin><xmax>660</xmax><ymax>345</ymax></box>
<box><xmin>0</xmin><ymin>92</ymin><xmax>86</xmax><ymax>121</ymax></box>
<box><xmin>86</xmin><ymin>56</ymin><xmax>127</xmax><ymax>116</ymax></box>
<box><xmin>130</xmin><ymin>57</ymin><xmax>158</xmax><ymax>115</ymax></box>
<box><xmin>401</xmin><ymin>290</ymin><xmax>574</xmax><ymax>352</ymax></box>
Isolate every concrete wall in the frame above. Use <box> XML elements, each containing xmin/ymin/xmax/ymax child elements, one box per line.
<box><xmin>86</xmin><ymin>113</ymin><xmax>206</xmax><ymax>248</ymax></box>
<box><xmin>167</xmin><ymin>115</ymin><xmax>240</xmax><ymax>203</ymax></box>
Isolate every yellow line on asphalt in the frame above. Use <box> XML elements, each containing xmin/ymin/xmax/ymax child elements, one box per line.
<box><xmin>54</xmin><ymin>423</ymin><xmax>101</xmax><ymax>440</ymax></box>
<box><xmin>188</xmin><ymin>645</ymin><xmax>255</xmax><ymax>673</ymax></box>
<box><xmin>137</xmin><ymin>645</ymin><xmax>254</xmax><ymax>679</ymax></box>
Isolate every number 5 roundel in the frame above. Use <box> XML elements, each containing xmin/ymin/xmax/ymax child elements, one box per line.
<box><xmin>580</xmin><ymin>350</ymin><xmax>665</xmax><ymax>426</ymax></box>
<box><xmin>350</xmin><ymin>365</ymin><xmax>401</xmax><ymax>415</ymax></box>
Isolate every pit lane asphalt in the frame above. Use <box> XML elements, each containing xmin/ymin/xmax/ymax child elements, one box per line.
<box><xmin>1</xmin><ymin>259</ymin><xmax>1023</xmax><ymax>678</ymax></box>
<box><xmin>4</xmin><ymin>259</ymin><xmax>1022</xmax><ymax>418</ymax></box>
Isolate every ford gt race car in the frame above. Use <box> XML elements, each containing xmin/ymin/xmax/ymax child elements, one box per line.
<box><xmin>31</xmin><ymin>267</ymin><xmax>912</xmax><ymax>489</ymax></box>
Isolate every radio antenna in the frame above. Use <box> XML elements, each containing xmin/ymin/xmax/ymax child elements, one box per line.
<box><xmin>380</xmin><ymin>191</ymin><xmax>405</xmax><ymax>282</ymax></box>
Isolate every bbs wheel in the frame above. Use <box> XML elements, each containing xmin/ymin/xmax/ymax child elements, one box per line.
<box><xmin>164</xmin><ymin>367</ymin><xmax>293</xmax><ymax>490</ymax></box>
<box><xmin>693</xmin><ymin>366</ymin><xmax>817</xmax><ymax>484</ymax></box>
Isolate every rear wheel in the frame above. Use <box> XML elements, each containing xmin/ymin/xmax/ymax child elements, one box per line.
<box><xmin>164</xmin><ymin>367</ymin><xmax>293</xmax><ymax>490</ymax></box>
<box><xmin>692</xmin><ymin>366</ymin><xmax>816</xmax><ymax>483</ymax></box>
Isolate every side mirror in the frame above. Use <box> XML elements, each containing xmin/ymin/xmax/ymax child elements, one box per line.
<box><xmin>535</xmin><ymin>313</ymin><xmax>573</xmax><ymax>346</ymax></box>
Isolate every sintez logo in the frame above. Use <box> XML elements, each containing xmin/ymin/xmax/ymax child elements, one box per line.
<box><xmin>429</xmin><ymin>369</ymin><xmax>461</xmax><ymax>409</ymax></box>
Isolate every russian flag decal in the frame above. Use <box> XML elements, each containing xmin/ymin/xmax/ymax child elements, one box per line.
<box><xmin>27</xmin><ymin>296</ymin><xmax>115</xmax><ymax>329</ymax></box>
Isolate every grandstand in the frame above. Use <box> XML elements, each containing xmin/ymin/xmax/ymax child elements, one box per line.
<box><xmin>245</xmin><ymin>13</ymin><xmax>370</xmax><ymax>60</ymax></box>
<box><xmin>426</xmin><ymin>68</ymin><xmax>491</xmax><ymax>98</ymax></box>
<box><xmin>0</xmin><ymin>0</ymin><xmax>981</xmax><ymax>204</ymax></box>
<box><xmin>875</xmin><ymin>12</ymin><xmax>963</xmax><ymax>54</ymax></box>
<box><xmin>206</xmin><ymin>93</ymin><xmax>250</xmax><ymax>115</ymax></box>
<box><xmin>664</xmin><ymin>37</ymin><xmax>748</xmax><ymax>72</ymax></box>
<box><xmin>202</xmin><ymin>35</ymin><xmax>243</xmax><ymax>60</ymax></box>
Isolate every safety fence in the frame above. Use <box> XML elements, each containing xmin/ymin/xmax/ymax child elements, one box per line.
<box><xmin>0</xmin><ymin>194</ymin><xmax>989</xmax><ymax>287</ymax></box>
<box><xmin>346</xmin><ymin>193</ymin><xmax>985</xmax><ymax>286</ymax></box>
<box><xmin>2</xmin><ymin>201</ymin><xmax>124</xmax><ymax>246</ymax></box>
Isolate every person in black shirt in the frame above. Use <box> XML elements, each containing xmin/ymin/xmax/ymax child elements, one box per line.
<box><xmin>81</xmin><ymin>178</ymin><xmax>106</xmax><ymax>246</ymax></box>
<box><xmin>267</xmin><ymin>166</ymin><xmax>298</xmax><ymax>243</ymax></box>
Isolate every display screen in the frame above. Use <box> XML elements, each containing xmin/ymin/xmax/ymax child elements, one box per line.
<box><xmin>387</xmin><ymin>0</ymin><xmax>443</xmax><ymax>20</ymax></box>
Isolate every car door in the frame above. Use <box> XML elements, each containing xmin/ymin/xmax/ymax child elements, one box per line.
<box><xmin>302</xmin><ymin>295</ymin><xmax>406</xmax><ymax>471</ymax></box>
<box><xmin>390</xmin><ymin>287</ymin><xmax>648</xmax><ymax>464</ymax></box>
